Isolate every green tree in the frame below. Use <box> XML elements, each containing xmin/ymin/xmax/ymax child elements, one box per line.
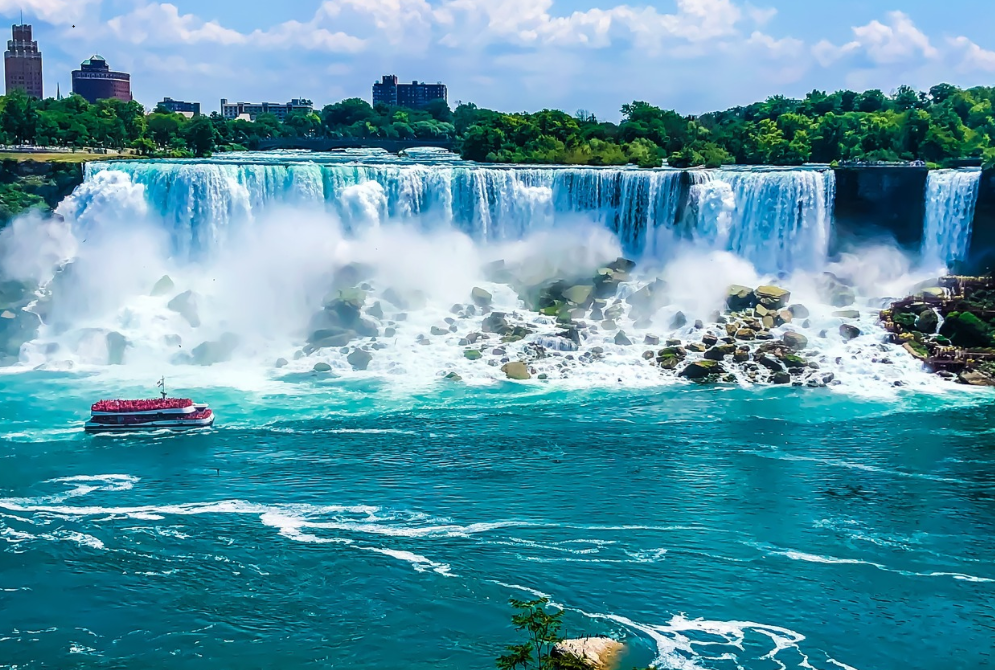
<box><xmin>183</xmin><ymin>116</ymin><xmax>218</xmax><ymax>156</ymax></box>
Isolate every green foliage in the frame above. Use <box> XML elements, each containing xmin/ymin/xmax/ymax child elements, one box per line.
<box><xmin>939</xmin><ymin>312</ymin><xmax>995</xmax><ymax>348</ymax></box>
<box><xmin>496</xmin><ymin>598</ymin><xmax>564</xmax><ymax>670</ymax></box>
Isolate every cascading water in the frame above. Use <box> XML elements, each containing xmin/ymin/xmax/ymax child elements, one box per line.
<box><xmin>84</xmin><ymin>160</ymin><xmax>835</xmax><ymax>273</ymax></box>
<box><xmin>922</xmin><ymin>169</ymin><xmax>982</xmax><ymax>267</ymax></box>
<box><xmin>682</xmin><ymin>169</ymin><xmax>835</xmax><ymax>274</ymax></box>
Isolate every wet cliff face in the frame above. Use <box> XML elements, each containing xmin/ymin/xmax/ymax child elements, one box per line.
<box><xmin>0</xmin><ymin>159</ymin><xmax>85</xmax><ymax>226</ymax></box>
<box><xmin>831</xmin><ymin>167</ymin><xmax>929</xmax><ymax>252</ymax></box>
<box><xmin>969</xmin><ymin>170</ymin><xmax>995</xmax><ymax>273</ymax></box>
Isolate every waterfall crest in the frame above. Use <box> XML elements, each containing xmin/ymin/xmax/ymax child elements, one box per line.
<box><xmin>922</xmin><ymin>169</ymin><xmax>982</xmax><ymax>267</ymax></box>
<box><xmin>84</xmin><ymin>161</ymin><xmax>837</xmax><ymax>273</ymax></box>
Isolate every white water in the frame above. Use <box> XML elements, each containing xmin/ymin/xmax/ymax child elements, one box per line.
<box><xmin>922</xmin><ymin>169</ymin><xmax>981</xmax><ymax>267</ymax></box>
<box><xmin>0</xmin><ymin>156</ymin><xmax>962</xmax><ymax>397</ymax></box>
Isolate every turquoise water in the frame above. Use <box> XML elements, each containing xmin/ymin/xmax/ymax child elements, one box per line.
<box><xmin>2</xmin><ymin>373</ymin><xmax>994</xmax><ymax>670</ymax></box>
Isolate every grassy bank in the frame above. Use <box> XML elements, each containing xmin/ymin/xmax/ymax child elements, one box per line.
<box><xmin>0</xmin><ymin>158</ymin><xmax>88</xmax><ymax>225</ymax></box>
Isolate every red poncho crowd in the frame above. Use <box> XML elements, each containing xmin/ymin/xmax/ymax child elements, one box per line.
<box><xmin>91</xmin><ymin>398</ymin><xmax>194</xmax><ymax>413</ymax></box>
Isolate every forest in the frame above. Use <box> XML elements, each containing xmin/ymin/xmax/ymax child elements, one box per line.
<box><xmin>0</xmin><ymin>83</ymin><xmax>994</xmax><ymax>169</ymax></box>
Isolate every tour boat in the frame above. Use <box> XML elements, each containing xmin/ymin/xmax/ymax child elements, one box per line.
<box><xmin>85</xmin><ymin>378</ymin><xmax>215</xmax><ymax>433</ymax></box>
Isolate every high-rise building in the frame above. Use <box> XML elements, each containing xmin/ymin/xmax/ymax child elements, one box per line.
<box><xmin>158</xmin><ymin>97</ymin><xmax>201</xmax><ymax>116</ymax></box>
<box><xmin>372</xmin><ymin>75</ymin><xmax>447</xmax><ymax>110</ymax></box>
<box><xmin>220</xmin><ymin>98</ymin><xmax>313</xmax><ymax>121</ymax></box>
<box><xmin>5</xmin><ymin>24</ymin><xmax>43</xmax><ymax>98</ymax></box>
<box><xmin>72</xmin><ymin>55</ymin><xmax>132</xmax><ymax>103</ymax></box>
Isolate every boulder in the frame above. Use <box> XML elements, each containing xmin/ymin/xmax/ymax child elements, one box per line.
<box><xmin>614</xmin><ymin>331</ymin><xmax>633</xmax><ymax>346</ymax></box>
<box><xmin>958</xmin><ymin>370</ymin><xmax>995</xmax><ymax>386</ymax></box>
<box><xmin>833</xmin><ymin>310</ymin><xmax>860</xmax><ymax>319</ymax></box>
<box><xmin>733</xmin><ymin>347</ymin><xmax>750</xmax><ymax>363</ymax></box>
<box><xmin>313</xmin><ymin>362</ymin><xmax>332</xmax><ymax>373</ymax></box>
<box><xmin>839</xmin><ymin>324</ymin><xmax>861</xmax><ymax>341</ymax></box>
<box><xmin>347</xmin><ymin>348</ymin><xmax>373</xmax><ymax>371</ymax></box>
<box><xmin>915</xmin><ymin>309</ymin><xmax>939</xmax><ymax>335</ymax></box>
<box><xmin>735</xmin><ymin>328</ymin><xmax>756</xmax><ymax>341</ymax></box>
<box><xmin>788</xmin><ymin>304</ymin><xmax>810</xmax><ymax>319</ymax></box>
<box><xmin>679</xmin><ymin>359</ymin><xmax>724</xmax><ymax>379</ymax></box>
<box><xmin>308</xmin><ymin>330</ymin><xmax>355</xmax><ymax>351</ymax></box>
<box><xmin>482</xmin><ymin>312</ymin><xmax>512</xmax><ymax>335</ymax></box>
<box><xmin>150</xmin><ymin>275</ymin><xmax>175</xmax><ymax>297</ymax></box>
<box><xmin>167</xmin><ymin>290</ymin><xmax>201</xmax><ymax>328</ymax></box>
<box><xmin>757</xmin><ymin>354</ymin><xmax>784</xmax><ymax>372</ymax></box>
<box><xmin>106</xmin><ymin>332</ymin><xmax>128</xmax><ymax>366</ymax></box>
<box><xmin>501</xmin><ymin>361</ymin><xmax>531</xmax><ymax>380</ymax></box>
<box><xmin>471</xmin><ymin>287</ymin><xmax>493</xmax><ymax>307</ymax></box>
<box><xmin>190</xmin><ymin>333</ymin><xmax>239</xmax><ymax>366</ymax></box>
<box><xmin>829</xmin><ymin>286</ymin><xmax>856</xmax><ymax>308</ymax></box>
<box><xmin>600</xmin><ymin>319</ymin><xmax>617</xmax><ymax>331</ymax></box>
<box><xmin>275</xmin><ymin>358</ymin><xmax>289</xmax><ymax>368</ymax></box>
<box><xmin>781</xmin><ymin>331</ymin><xmax>808</xmax><ymax>351</ymax></box>
<box><xmin>940</xmin><ymin>312</ymin><xmax>994</xmax><ymax>348</ymax></box>
<box><xmin>918</xmin><ymin>287</ymin><xmax>946</xmax><ymax>300</ymax></box>
<box><xmin>754</xmin><ymin>285</ymin><xmax>791</xmax><ymax>310</ymax></box>
<box><xmin>431</xmin><ymin>326</ymin><xmax>449</xmax><ymax>336</ymax></box>
<box><xmin>444</xmin><ymin>372</ymin><xmax>463</xmax><ymax>382</ymax></box>
<box><xmin>772</xmin><ymin>371</ymin><xmax>792</xmax><ymax>385</ymax></box>
<box><xmin>604</xmin><ymin>303</ymin><xmax>625</xmax><ymax>321</ymax></box>
<box><xmin>727</xmin><ymin>285</ymin><xmax>756</xmax><ymax>311</ymax></box>
<box><xmin>553</xmin><ymin>638</ymin><xmax>624</xmax><ymax>670</ymax></box>
<box><xmin>563</xmin><ymin>284</ymin><xmax>594</xmax><ymax>307</ymax></box>
<box><xmin>777</xmin><ymin>310</ymin><xmax>793</xmax><ymax>324</ymax></box>
<box><xmin>670</xmin><ymin>311</ymin><xmax>687</xmax><ymax>330</ymax></box>
<box><xmin>704</xmin><ymin>344</ymin><xmax>736</xmax><ymax>361</ymax></box>
<box><xmin>464</xmin><ymin>349</ymin><xmax>482</xmax><ymax>361</ymax></box>
<box><xmin>644</xmin><ymin>334</ymin><xmax>660</xmax><ymax>346</ymax></box>
<box><xmin>626</xmin><ymin>279</ymin><xmax>667</xmax><ymax>318</ymax></box>
<box><xmin>902</xmin><ymin>342</ymin><xmax>928</xmax><ymax>361</ymax></box>
<box><xmin>608</xmin><ymin>257</ymin><xmax>636</xmax><ymax>273</ymax></box>
<box><xmin>367</xmin><ymin>301</ymin><xmax>384</xmax><ymax>320</ymax></box>
<box><xmin>333</xmin><ymin>262</ymin><xmax>375</xmax><ymax>288</ymax></box>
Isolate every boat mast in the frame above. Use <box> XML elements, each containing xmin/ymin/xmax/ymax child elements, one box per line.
<box><xmin>157</xmin><ymin>376</ymin><xmax>167</xmax><ymax>400</ymax></box>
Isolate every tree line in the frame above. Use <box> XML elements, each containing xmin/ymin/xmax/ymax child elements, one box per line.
<box><xmin>0</xmin><ymin>83</ymin><xmax>994</xmax><ymax>168</ymax></box>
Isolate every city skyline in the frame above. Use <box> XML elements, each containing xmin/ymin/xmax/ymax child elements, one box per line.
<box><xmin>1</xmin><ymin>1</ymin><xmax>995</xmax><ymax>120</ymax></box>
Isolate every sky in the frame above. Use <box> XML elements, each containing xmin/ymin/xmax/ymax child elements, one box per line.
<box><xmin>2</xmin><ymin>0</ymin><xmax>995</xmax><ymax>121</ymax></box>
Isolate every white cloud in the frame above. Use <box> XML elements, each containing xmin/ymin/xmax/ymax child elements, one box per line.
<box><xmin>812</xmin><ymin>11</ymin><xmax>937</xmax><ymax>67</ymax></box>
<box><xmin>0</xmin><ymin>0</ymin><xmax>99</xmax><ymax>26</ymax></box>
<box><xmin>108</xmin><ymin>3</ymin><xmax>244</xmax><ymax>45</ymax></box>
<box><xmin>948</xmin><ymin>36</ymin><xmax>995</xmax><ymax>73</ymax></box>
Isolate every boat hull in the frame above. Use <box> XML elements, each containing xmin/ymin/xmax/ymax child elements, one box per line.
<box><xmin>84</xmin><ymin>415</ymin><xmax>216</xmax><ymax>434</ymax></box>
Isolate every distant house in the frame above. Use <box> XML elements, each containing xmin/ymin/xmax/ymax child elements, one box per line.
<box><xmin>158</xmin><ymin>97</ymin><xmax>201</xmax><ymax>116</ymax></box>
<box><xmin>220</xmin><ymin>98</ymin><xmax>313</xmax><ymax>121</ymax></box>
<box><xmin>372</xmin><ymin>75</ymin><xmax>447</xmax><ymax>109</ymax></box>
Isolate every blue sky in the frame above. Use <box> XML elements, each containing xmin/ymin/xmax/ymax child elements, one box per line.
<box><xmin>3</xmin><ymin>0</ymin><xmax>995</xmax><ymax>120</ymax></box>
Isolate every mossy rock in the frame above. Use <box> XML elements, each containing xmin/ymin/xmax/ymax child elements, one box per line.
<box><xmin>939</xmin><ymin>312</ymin><xmax>995</xmax><ymax>348</ymax></box>
<box><xmin>464</xmin><ymin>349</ymin><xmax>482</xmax><ymax>361</ymax></box>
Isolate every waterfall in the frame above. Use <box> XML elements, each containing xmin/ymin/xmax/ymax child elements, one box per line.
<box><xmin>922</xmin><ymin>169</ymin><xmax>981</xmax><ymax>266</ymax></box>
<box><xmin>679</xmin><ymin>169</ymin><xmax>835</xmax><ymax>274</ymax></box>
<box><xmin>82</xmin><ymin>160</ymin><xmax>835</xmax><ymax>273</ymax></box>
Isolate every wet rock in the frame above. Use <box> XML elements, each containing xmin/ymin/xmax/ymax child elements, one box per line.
<box><xmin>915</xmin><ymin>309</ymin><xmax>939</xmax><ymax>335</ymax></box>
<box><xmin>940</xmin><ymin>312</ymin><xmax>994</xmax><ymax>348</ymax></box>
<box><xmin>777</xmin><ymin>309</ymin><xmax>793</xmax><ymax>325</ymax></box>
<box><xmin>670</xmin><ymin>311</ymin><xmax>687</xmax><ymax>330</ymax></box>
<box><xmin>644</xmin><ymin>334</ymin><xmax>660</xmax><ymax>346</ymax></box>
<box><xmin>782</xmin><ymin>331</ymin><xmax>809</xmax><ymax>351</ymax></box>
<box><xmin>563</xmin><ymin>284</ymin><xmax>594</xmax><ymax>307</ymax></box>
<box><xmin>829</xmin><ymin>286</ymin><xmax>856</xmax><ymax>308</ymax></box>
<box><xmin>958</xmin><ymin>370</ymin><xmax>995</xmax><ymax>386</ymax></box>
<box><xmin>686</xmin><ymin>342</ymin><xmax>706</xmax><ymax>353</ymax></box>
<box><xmin>190</xmin><ymin>333</ymin><xmax>239</xmax><ymax>366</ymax></box>
<box><xmin>106</xmin><ymin>331</ymin><xmax>128</xmax><ymax>366</ymax></box>
<box><xmin>772</xmin><ymin>371</ymin><xmax>792</xmax><ymax>384</ymax></box>
<box><xmin>733</xmin><ymin>347</ymin><xmax>750</xmax><ymax>363</ymax></box>
<box><xmin>464</xmin><ymin>350</ymin><xmax>482</xmax><ymax>361</ymax></box>
<box><xmin>275</xmin><ymin>358</ymin><xmax>289</xmax><ymax>368</ymax></box>
<box><xmin>762</xmin><ymin>315</ymin><xmax>775</xmax><ymax>330</ymax></box>
<box><xmin>704</xmin><ymin>344</ymin><xmax>736</xmax><ymax>361</ymax></box>
<box><xmin>501</xmin><ymin>361</ymin><xmax>531</xmax><ymax>380</ymax></box>
<box><xmin>308</xmin><ymin>330</ymin><xmax>354</xmax><ymax>351</ymax></box>
<box><xmin>367</xmin><ymin>301</ymin><xmax>384</xmax><ymax>320</ymax></box>
<box><xmin>788</xmin><ymin>304</ymin><xmax>810</xmax><ymax>319</ymax></box>
<box><xmin>679</xmin><ymin>359</ymin><xmax>723</xmax><ymax>379</ymax></box>
<box><xmin>754</xmin><ymin>285</ymin><xmax>791</xmax><ymax>310</ymax></box>
<box><xmin>417</xmin><ymin>335</ymin><xmax>431</xmax><ymax>345</ymax></box>
<box><xmin>727</xmin><ymin>285</ymin><xmax>756</xmax><ymax>311</ymax></box>
<box><xmin>627</xmin><ymin>279</ymin><xmax>667</xmax><ymax>318</ymax></box>
<box><xmin>167</xmin><ymin>290</ymin><xmax>201</xmax><ymax>328</ymax></box>
<box><xmin>757</xmin><ymin>354</ymin><xmax>784</xmax><ymax>372</ymax></box>
<box><xmin>347</xmin><ymin>348</ymin><xmax>373</xmax><ymax>371</ymax></box>
<box><xmin>600</xmin><ymin>319</ymin><xmax>617</xmax><ymax>331</ymax></box>
<box><xmin>702</xmin><ymin>333</ymin><xmax>719</xmax><ymax>347</ymax></box>
<box><xmin>538</xmin><ymin>373</ymin><xmax>549</xmax><ymax>381</ymax></box>
<box><xmin>553</xmin><ymin>638</ymin><xmax>624</xmax><ymax>670</ymax></box>
<box><xmin>293</xmin><ymin>350</ymin><xmax>305</xmax><ymax>360</ymax></box>
<box><xmin>918</xmin><ymin>287</ymin><xmax>946</xmax><ymax>300</ymax></box>
<box><xmin>735</xmin><ymin>328</ymin><xmax>756</xmax><ymax>341</ymax></box>
<box><xmin>614</xmin><ymin>331</ymin><xmax>633</xmax><ymax>346</ymax></box>
<box><xmin>384</xmin><ymin>327</ymin><xmax>397</xmax><ymax>338</ymax></box>
<box><xmin>833</xmin><ymin>310</ymin><xmax>860</xmax><ymax>319</ymax></box>
<box><xmin>642</xmin><ymin>350</ymin><xmax>655</xmax><ymax>360</ymax></box>
<box><xmin>313</xmin><ymin>362</ymin><xmax>332</xmax><ymax>373</ymax></box>
<box><xmin>903</xmin><ymin>342</ymin><xmax>928</xmax><ymax>361</ymax></box>
<box><xmin>465</xmin><ymin>304</ymin><xmax>477</xmax><ymax>317</ymax></box>
<box><xmin>604</xmin><ymin>303</ymin><xmax>625</xmax><ymax>321</ymax></box>
<box><xmin>839</xmin><ymin>324</ymin><xmax>861</xmax><ymax>341</ymax></box>
<box><xmin>471</xmin><ymin>287</ymin><xmax>493</xmax><ymax>308</ymax></box>
<box><xmin>445</xmin><ymin>372</ymin><xmax>462</xmax><ymax>382</ymax></box>
<box><xmin>694</xmin><ymin>320</ymin><xmax>704</xmax><ymax>329</ymax></box>
<box><xmin>482</xmin><ymin>312</ymin><xmax>512</xmax><ymax>335</ymax></box>
<box><xmin>150</xmin><ymin>275</ymin><xmax>175</xmax><ymax>297</ymax></box>
<box><xmin>431</xmin><ymin>326</ymin><xmax>449</xmax><ymax>336</ymax></box>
